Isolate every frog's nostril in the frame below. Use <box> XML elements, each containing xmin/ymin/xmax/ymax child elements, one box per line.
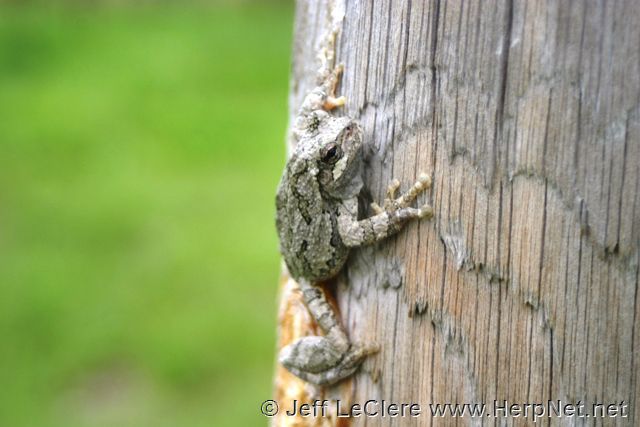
<box><xmin>344</xmin><ymin>125</ymin><xmax>354</xmax><ymax>138</ymax></box>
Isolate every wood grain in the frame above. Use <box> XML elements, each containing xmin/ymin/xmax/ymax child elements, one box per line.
<box><xmin>275</xmin><ymin>1</ymin><xmax>639</xmax><ymax>425</ymax></box>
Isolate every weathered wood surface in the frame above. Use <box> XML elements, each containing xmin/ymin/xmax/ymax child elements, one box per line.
<box><xmin>274</xmin><ymin>0</ymin><xmax>639</xmax><ymax>425</ymax></box>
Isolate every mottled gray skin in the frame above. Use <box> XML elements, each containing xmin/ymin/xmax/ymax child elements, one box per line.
<box><xmin>275</xmin><ymin>63</ymin><xmax>433</xmax><ymax>386</ymax></box>
<box><xmin>276</xmin><ymin>112</ymin><xmax>362</xmax><ymax>283</ymax></box>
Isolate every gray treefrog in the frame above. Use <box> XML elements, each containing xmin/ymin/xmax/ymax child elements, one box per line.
<box><xmin>275</xmin><ymin>45</ymin><xmax>433</xmax><ymax>386</ymax></box>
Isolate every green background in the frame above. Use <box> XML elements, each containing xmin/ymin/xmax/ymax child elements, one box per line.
<box><xmin>0</xmin><ymin>1</ymin><xmax>291</xmax><ymax>426</ymax></box>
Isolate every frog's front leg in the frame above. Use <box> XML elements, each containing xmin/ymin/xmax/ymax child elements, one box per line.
<box><xmin>341</xmin><ymin>174</ymin><xmax>433</xmax><ymax>247</ymax></box>
<box><xmin>298</xmin><ymin>64</ymin><xmax>346</xmax><ymax>116</ymax></box>
<box><xmin>278</xmin><ymin>279</ymin><xmax>375</xmax><ymax>386</ymax></box>
<box><xmin>321</xmin><ymin>64</ymin><xmax>346</xmax><ymax>110</ymax></box>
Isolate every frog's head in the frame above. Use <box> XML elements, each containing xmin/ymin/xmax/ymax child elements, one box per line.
<box><xmin>289</xmin><ymin>111</ymin><xmax>364</xmax><ymax>199</ymax></box>
<box><xmin>312</xmin><ymin>114</ymin><xmax>363</xmax><ymax>199</ymax></box>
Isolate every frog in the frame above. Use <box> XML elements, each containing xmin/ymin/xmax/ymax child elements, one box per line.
<box><xmin>275</xmin><ymin>43</ymin><xmax>433</xmax><ymax>386</ymax></box>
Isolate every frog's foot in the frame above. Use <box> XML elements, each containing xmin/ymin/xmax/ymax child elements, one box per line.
<box><xmin>394</xmin><ymin>173</ymin><xmax>431</xmax><ymax>208</ymax></box>
<box><xmin>386</xmin><ymin>178</ymin><xmax>401</xmax><ymax>200</ymax></box>
<box><xmin>371</xmin><ymin>174</ymin><xmax>432</xmax><ymax>217</ymax></box>
<box><xmin>279</xmin><ymin>336</ymin><xmax>376</xmax><ymax>386</ymax></box>
<box><xmin>323</xmin><ymin>95</ymin><xmax>346</xmax><ymax>110</ymax></box>
<box><xmin>371</xmin><ymin>178</ymin><xmax>402</xmax><ymax>214</ymax></box>
<box><xmin>394</xmin><ymin>204</ymin><xmax>434</xmax><ymax>221</ymax></box>
<box><xmin>322</xmin><ymin>64</ymin><xmax>346</xmax><ymax>111</ymax></box>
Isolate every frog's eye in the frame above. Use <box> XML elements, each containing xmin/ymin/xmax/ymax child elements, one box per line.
<box><xmin>321</xmin><ymin>144</ymin><xmax>342</xmax><ymax>164</ymax></box>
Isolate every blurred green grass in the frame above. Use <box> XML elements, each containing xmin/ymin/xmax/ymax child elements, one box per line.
<box><xmin>0</xmin><ymin>2</ymin><xmax>291</xmax><ymax>426</ymax></box>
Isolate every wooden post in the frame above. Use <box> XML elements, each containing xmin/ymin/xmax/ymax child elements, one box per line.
<box><xmin>273</xmin><ymin>1</ymin><xmax>639</xmax><ymax>425</ymax></box>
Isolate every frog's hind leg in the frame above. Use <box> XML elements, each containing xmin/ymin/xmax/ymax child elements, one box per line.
<box><xmin>281</xmin><ymin>341</ymin><xmax>373</xmax><ymax>386</ymax></box>
<box><xmin>278</xmin><ymin>279</ymin><xmax>374</xmax><ymax>386</ymax></box>
<box><xmin>298</xmin><ymin>280</ymin><xmax>349</xmax><ymax>353</ymax></box>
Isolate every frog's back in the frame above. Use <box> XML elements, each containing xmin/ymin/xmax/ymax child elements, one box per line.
<box><xmin>276</xmin><ymin>164</ymin><xmax>348</xmax><ymax>282</ymax></box>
